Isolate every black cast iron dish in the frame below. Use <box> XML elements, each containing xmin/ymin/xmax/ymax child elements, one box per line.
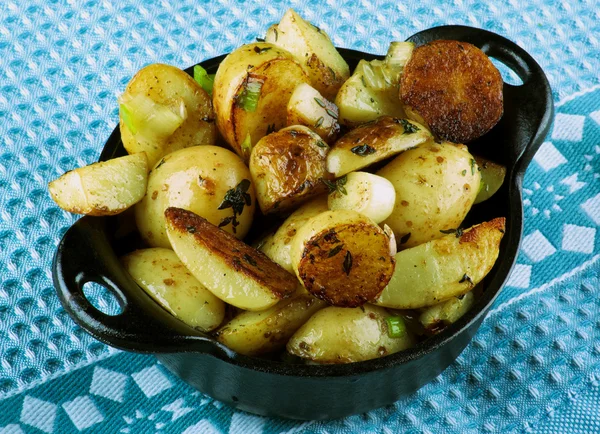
<box><xmin>53</xmin><ymin>25</ymin><xmax>553</xmax><ymax>420</ymax></box>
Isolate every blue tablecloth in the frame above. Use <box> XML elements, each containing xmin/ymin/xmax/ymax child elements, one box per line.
<box><xmin>1</xmin><ymin>0</ymin><xmax>599</xmax><ymax>432</ymax></box>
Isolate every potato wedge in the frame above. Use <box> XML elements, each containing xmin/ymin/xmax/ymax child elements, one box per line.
<box><xmin>327</xmin><ymin>116</ymin><xmax>431</xmax><ymax>177</ymax></box>
<box><xmin>48</xmin><ymin>153</ymin><xmax>148</xmax><ymax>216</ymax></box>
<box><xmin>260</xmin><ymin>196</ymin><xmax>329</xmax><ymax>272</ymax></box>
<box><xmin>401</xmin><ymin>40</ymin><xmax>503</xmax><ymax>143</ymax></box>
<box><xmin>286</xmin><ymin>83</ymin><xmax>340</xmax><ymax>143</ymax></box>
<box><xmin>135</xmin><ymin>146</ymin><xmax>255</xmax><ymax>248</ymax></box>
<box><xmin>378</xmin><ymin>142</ymin><xmax>480</xmax><ymax>248</ymax></box>
<box><xmin>165</xmin><ymin>207</ymin><xmax>297</xmax><ymax>311</ymax></box>
<box><xmin>212</xmin><ymin>42</ymin><xmax>310</xmax><ymax>161</ymax></box>
<box><xmin>290</xmin><ymin>210</ymin><xmax>395</xmax><ymax>307</ymax></box>
<box><xmin>287</xmin><ymin>304</ymin><xmax>415</xmax><ymax>363</ymax></box>
<box><xmin>215</xmin><ymin>293</ymin><xmax>326</xmax><ymax>356</ymax></box>
<box><xmin>119</xmin><ymin>63</ymin><xmax>217</xmax><ymax>167</ymax></box>
<box><xmin>474</xmin><ymin>156</ymin><xmax>506</xmax><ymax>204</ymax></box>
<box><xmin>122</xmin><ymin>248</ymin><xmax>225</xmax><ymax>332</ymax></box>
<box><xmin>419</xmin><ymin>291</ymin><xmax>475</xmax><ymax>332</ymax></box>
<box><xmin>249</xmin><ymin>125</ymin><xmax>330</xmax><ymax>215</ymax></box>
<box><xmin>375</xmin><ymin>217</ymin><xmax>505</xmax><ymax>309</ymax></box>
<box><xmin>335</xmin><ymin>42</ymin><xmax>414</xmax><ymax>127</ymax></box>
<box><xmin>328</xmin><ymin>172</ymin><xmax>396</xmax><ymax>224</ymax></box>
<box><xmin>266</xmin><ymin>9</ymin><xmax>350</xmax><ymax>100</ymax></box>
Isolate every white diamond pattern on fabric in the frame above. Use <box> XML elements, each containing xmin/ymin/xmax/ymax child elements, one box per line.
<box><xmin>533</xmin><ymin>142</ymin><xmax>568</xmax><ymax>172</ymax></box>
<box><xmin>89</xmin><ymin>367</ymin><xmax>128</xmax><ymax>403</ymax></box>
<box><xmin>19</xmin><ymin>396</ymin><xmax>56</xmax><ymax>434</ymax></box>
<box><xmin>562</xmin><ymin>224</ymin><xmax>596</xmax><ymax>254</ymax></box>
<box><xmin>62</xmin><ymin>396</ymin><xmax>104</xmax><ymax>431</ymax></box>
<box><xmin>506</xmin><ymin>264</ymin><xmax>532</xmax><ymax>289</ymax></box>
<box><xmin>551</xmin><ymin>114</ymin><xmax>585</xmax><ymax>142</ymax></box>
<box><xmin>131</xmin><ymin>365</ymin><xmax>173</xmax><ymax>398</ymax></box>
<box><xmin>522</xmin><ymin>230</ymin><xmax>557</xmax><ymax>263</ymax></box>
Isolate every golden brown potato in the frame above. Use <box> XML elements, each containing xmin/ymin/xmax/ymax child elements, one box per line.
<box><xmin>119</xmin><ymin>63</ymin><xmax>217</xmax><ymax>167</ymax></box>
<box><xmin>419</xmin><ymin>291</ymin><xmax>475</xmax><ymax>332</ymax></box>
<box><xmin>212</xmin><ymin>42</ymin><xmax>310</xmax><ymax>161</ymax></box>
<box><xmin>401</xmin><ymin>40</ymin><xmax>503</xmax><ymax>143</ymax></box>
<box><xmin>290</xmin><ymin>210</ymin><xmax>396</xmax><ymax>307</ymax></box>
<box><xmin>48</xmin><ymin>153</ymin><xmax>148</xmax><ymax>216</ymax></box>
<box><xmin>326</xmin><ymin>116</ymin><xmax>431</xmax><ymax>177</ymax></box>
<box><xmin>286</xmin><ymin>83</ymin><xmax>340</xmax><ymax>143</ymax></box>
<box><xmin>165</xmin><ymin>207</ymin><xmax>298</xmax><ymax>311</ymax></box>
<box><xmin>215</xmin><ymin>293</ymin><xmax>326</xmax><ymax>356</ymax></box>
<box><xmin>249</xmin><ymin>125</ymin><xmax>331</xmax><ymax>215</ymax></box>
<box><xmin>375</xmin><ymin>217</ymin><xmax>505</xmax><ymax>309</ymax></box>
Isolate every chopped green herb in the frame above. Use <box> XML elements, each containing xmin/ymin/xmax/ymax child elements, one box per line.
<box><xmin>461</xmin><ymin>169</ymin><xmax>467</xmax><ymax>176</ymax></box>
<box><xmin>120</xmin><ymin>103</ymin><xmax>137</xmax><ymax>134</ymax></box>
<box><xmin>315</xmin><ymin>116</ymin><xmax>324</xmax><ymax>128</ymax></box>
<box><xmin>255</xmin><ymin>37</ymin><xmax>265</xmax><ymax>42</ymax></box>
<box><xmin>253</xmin><ymin>46</ymin><xmax>271</xmax><ymax>54</ymax></box>
<box><xmin>155</xmin><ymin>158</ymin><xmax>166</xmax><ymax>170</ymax></box>
<box><xmin>342</xmin><ymin>250</ymin><xmax>353</xmax><ymax>275</ymax></box>
<box><xmin>186</xmin><ymin>225</ymin><xmax>196</xmax><ymax>234</ymax></box>
<box><xmin>328</xmin><ymin>66</ymin><xmax>336</xmax><ymax>80</ymax></box>
<box><xmin>273</xmin><ymin>28</ymin><xmax>278</xmax><ymax>41</ymax></box>
<box><xmin>396</xmin><ymin>118</ymin><xmax>420</xmax><ymax>134</ymax></box>
<box><xmin>266</xmin><ymin>123</ymin><xmax>276</xmax><ymax>134</ymax></box>
<box><xmin>236</xmin><ymin>74</ymin><xmax>264</xmax><ymax>112</ymax></box>
<box><xmin>459</xmin><ymin>273</ymin><xmax>473</xmax><ymax>285</ymax></box>
<box><xmin>325</xmin><ymin>108</ymin><xmax>338</xmax><ymax>119</ymax></box>
<box><xmin>316</xmin><ymin>140</ymin><xmax>327</xmax><ymax>148</ymax></box>
<box><xmin>322</xmin><ymin>176</ymin><xmax>347</xmax><ymax>195</ymax></box>
<box><xmin>399</xmin><ymin>233</ymin><xmax>411</xmax><ymax>244</ymax></box>
<box><xmin>361</xmin><ymin>75</ymin><xmax>367</xmax><ymax>87</ymax></box>
<box><xmin>217</xmin><ymin>179</ymin><xmax>252</xmax><ymax>234</ymax></box>
<box><xmin>440</xmin><ymin>228</ymin><xmax>463</xmax><ymax>238</ymax></box>
<box><xmin>351</xmin><ymin>144</ymin><xmax>376</xmax><ymax>156</ymax></box>
<box><xmin>193</xmin><ymin>65</ymin><xmax>214</xmax><ymax>95</ymax></box>
<box><xmin>328</xmin><ymin>244</ymin><xmax>344</xmax><ymax>258</ymax></box>
<box><xmin>243</xmin><ymin>253</ymin><xmax>257</xmax><ymax>267</ymax></box>
<box><xmin>471</xmin><ymin>159</ymin><xmax>477</xmax><ymax>175</ymax></box>
<box><xmin>314</xmin><ymin>97</ymin><xmax>326</xmax><ymax>108</ymax></box>
<box><xmin>385</xmin><ymin>316</ymin><xmax>406</xmax><ymax>338</ymax></box>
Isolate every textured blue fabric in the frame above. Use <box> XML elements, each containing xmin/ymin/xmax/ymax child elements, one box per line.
<box><xmin>0</xmin><ymin>0</ymin><xmax>599</xmax><ymax>433</ymax></box>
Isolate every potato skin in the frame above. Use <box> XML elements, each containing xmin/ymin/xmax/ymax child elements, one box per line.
<box><xmin>135</xmin><ymin>146</ymin><xmax>255</xmax><ymax>248</ymax></box>
<box><xmin>290</xmin><ymin>210</ymin><xmax>396</xmax><ymax>307</ymax></box>
<box><xmin>215</xmin><ymin>293</ymin><xmax>326</xmax><ymax>356</ymax></box>
<box><xmin>250</xmin><ymin>125</ymin><xmax>331</xmax><ymax>215</ymax></box>
<box><xmin>48</xmin><ymin>153</ymin><xmax>148</xmax><ymax>216</ymax></box>
<box><xmin>212</xmin><ymin>42</ymin><xmax>310</xmax><ymax>161</ymax></box>
<box><xmin>474</xmin><ymin>156</ymin><xmax>506</xmax><ymax>204</ymax></box>
<box><xmin>377</xmin><ymin>142</ymin><xmax>480</xmax><ymax>249</ymax></box>
<box><xmin>260</xmin><ymin>196</ymin><xmax>329</xmax><ymax>272</ymax></box>
<box><xmin>401</xmin><ymin>40</ymin><xmax>503</xmax><ymax>143</ymax></box>
<box><xmin>122</xmin><ymin>248</ymin><xmax>225</xmax><ymax>332</ymax></box>
<box><xmin>165</xmin><ymin>207</ymin><xmax>298</xmax><ymax>311</ymax></box>
<box><xmin>120</xmin><ymin>63</ymin><xmax>217</xmax><ymax>167</ymax></box>
<box><xmin>287</xmin><ymin>304</ymin><xmax>415</xmax><ymax>363</ymax></box>
<box><xmin>375</xmin><ymin>217</ymin><xmax>505</xmax><ymax>309</ymax></box>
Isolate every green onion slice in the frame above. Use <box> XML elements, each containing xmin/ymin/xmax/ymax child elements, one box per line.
<box><xmin>119</xmin><ymin>93</ymin><xmax>186</xmax><ymax>140</ymax></box>
<box><xmin>237</xmin><ymin>73</ymin><xmax>265</xmax><ymax>112</ymax></box>
<box><xmin>241</xmin><ymin>132</ymin><xmax>252</xmax><ymax>159</ymax></box>
<box><xmin>193</xmin><ymin>64</ymin><xmax>215</xmax><ymax>95</ymax></box>
<box><xmin>385</xmin><ymin>316</ymin><xmax>406</xmax><ymax>338</ymax></box>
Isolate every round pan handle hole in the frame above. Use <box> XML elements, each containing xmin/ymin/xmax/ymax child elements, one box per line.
<box><xmin>81</xmin><ymin>281</ymin><xmax>124</xmax><ymax>316</ymax></box>
<box><xmin>490</xmin><ymin>56</ymin><xmax>524</xmax><ymax>86</ymax></box>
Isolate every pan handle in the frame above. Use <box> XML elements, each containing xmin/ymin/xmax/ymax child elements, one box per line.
<box><xmin>406</xmin><ymin>25</ymin><xmax>554</xmax><ymax>176</ymax></box>
<box><xmin>52</xmin><ymin>215</ymin><xmax>232</xmax><ymax>356</ymax></box>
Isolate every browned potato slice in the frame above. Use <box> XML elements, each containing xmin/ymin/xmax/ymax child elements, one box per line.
<box><xmin>120</xmin><ymin>63</ymin><xmax>217</xmax><ymax>167</ymax></box>
<box><xmin>327</xmin><ymin>116</ymin><xmax>431</xmax><ymax>177</ymax></box>
<box><xmin>215</xmin><ymin>293</ymin><xmax>326</xmax><ymax>356</ymax></box>
<box><xmin>249</xmin><ymin>125</ymin><xmax>331</xmax><ymax>215</ymax></box>
<box><xmin>286</xmin><ymin>83</ymin><xmax>340</xmax><ymax>143</ymax></box>
<box><xmin>212</xmin><ymin>42</ymin><xmax>310</xmax><ymax>161</ymax></box>
<box><xmin>401</xmin><ymin>40</ymin><xmax>503</xmax><ymax>143</ymax></box>
<box><xmin>165</xmin><ymin>207</ymin><xmax>298</xmax><ymax>311</ymax></box>
<box><xmin>375</xmin><ymin>217</ymin><xmax>505</xmax><ymax>309</ymax></box>
<box><xmin>290</xmin><ymin>210</ymin><xmax>396</xmax><ymax>307</ymax></box>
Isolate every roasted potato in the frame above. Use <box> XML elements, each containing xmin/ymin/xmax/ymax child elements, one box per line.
<box><xmin>419</xmin><ymin>291</ymin><xmax>475</xmax><ymax>332</ymax></box>
<box><xmin>328</xmin><ymin>172</ymin><xmax>396</xmax><ymax>224</ymax></box>
<box><xmin>326</xmin><ymin>116</ymin><xmax>431</xmax><ymax>177</ymax></box>
<box><xmin>265</xmin><ymin>9</ymin><xmax>350</xmax><ymax>100</ymax></box>
<box><xmin>377</xmin><ymin>142</ymin><xmax>480</xmax><ymax>249</ymax></box>
<box><xmin>286</xmin><ymin>83</ymin><xmax>340</xmax><ymax>143</ymax></box>
<box><xmin>215</xmin><ymin>293</ymin><xmax>326</xmax><ymax>356</ymax></box>
<box><xmin>375</xmin><ymin>217</ymin><xmax>505</xmax><ymax>309</ymax></box>
<box><xmin>401</xmin><ymin>40</ymin><xmax>503</xmax><ymax>143</ymax></box>
<box><xmin>249</xmin><ymin>125</ymin><xmax>330</xmax><ymax>215</ymax></box>
<box><xmin>165</xmin><ymin>208</ymin><xmax>298</xmax><ymax>311</ymax></box>
<box><xmin>119</xmin><ymin>63</ymin><xmax>217</xmax><ymax>167</ymax></box>
<box><xmin>287</xmin><ymin>304</ymin><xmax>415</xmax><ymax>363</ymax></box>
<box><xmin>212</xmin><ymin>42</ymin><xmax>310</xmax><ymax>161</ymax></box>
<box><xmin>474</xmin><ymin>156</ymin><xmax>506</xmax><ymax>204</ymax></box>
<box><xmin>335</xmin><ymin>42</ymin><xmax>414</xmax><ymax>127</ymax></box>
<box><xmin>49</xmin><ymin>153</ymin><xmax>148</xmax><ymax>216</ymax></box>
<box><xmin>260</xmin><ymin>196</ymin><xmax>329</xmax><ymax>272</ymax></box>
<box><xmin>290</xmin><ymin>210</ymin><xmax>396</xmax><ymax>307</ymax></box>
<box><xmin>122</xmin><ymin>248</ymin><xmax>225</xmax><ymax>332</ymax></box>
<box><xmin>135</xmin><ymin>146</ymin><xmax>255</xmax><ymax>248</ymax></box>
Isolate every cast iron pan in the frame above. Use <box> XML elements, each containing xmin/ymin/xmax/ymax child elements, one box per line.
<box><xmin>52</xmin><ymin>25</ymin><xmax>553</xmax><ymax>419</ymax></box>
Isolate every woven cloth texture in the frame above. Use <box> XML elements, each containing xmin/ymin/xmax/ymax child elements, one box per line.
<box><xmin>0</xmin><ymin>0</ymin><xmax>599</xmax><ymax>432</ymax></box>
